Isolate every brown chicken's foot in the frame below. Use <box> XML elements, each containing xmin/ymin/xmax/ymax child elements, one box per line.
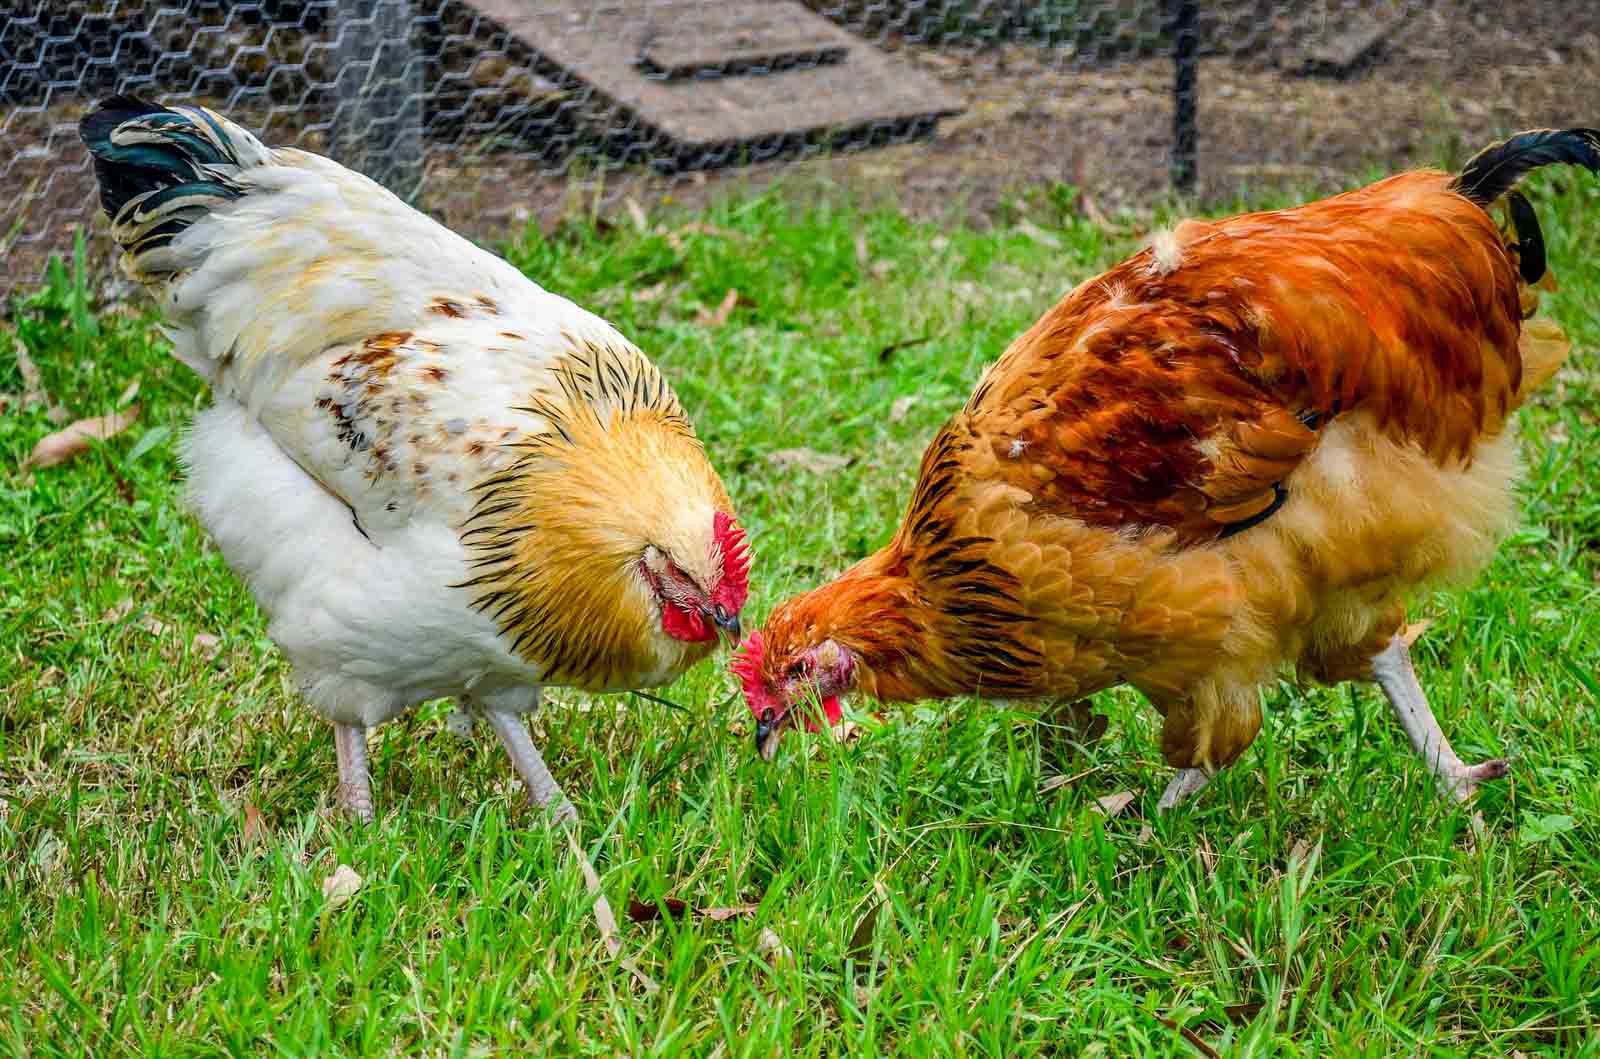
<box><xmin>334</xmin><ymin>722</ymin><xmax>375</xmax><ymax>823</ymax></box>
<box><xmin>1371</xmin><ymin>634</ymin><xmax>1509</xmax><ymax>803</ymax></box>
<box><xmin>1156</xmin><ymin>767</ymin><xmax>1213</xmax><ymax>814</ymax></box>
<box><xmin>481</xmin><ymin>706</ymin><xmax>579</xmax><ymax>827</ymax></box>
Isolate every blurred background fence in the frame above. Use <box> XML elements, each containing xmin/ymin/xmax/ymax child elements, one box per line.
<box><xmin>2</xmin><ymin>0</ymin><xmax>1594</xmax><ymax>301</ymax></box>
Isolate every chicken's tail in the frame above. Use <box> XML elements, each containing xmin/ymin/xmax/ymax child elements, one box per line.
<box><xmin>1450</xmin><ymin>129</ymin><xmax>1595</xmax><ymax>405</ymax></box>
<box><xmin>1451</xmin><ymin>128</ymin><xmax>1600</xmax><ymax>286</ymax></box>
<box><xmin>78</xmin><ymin>94</ymin><xmax>273</xmax><ymax>285</ymax></box>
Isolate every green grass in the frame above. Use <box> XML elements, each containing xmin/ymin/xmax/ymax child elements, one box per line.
<box><xmin>3</xmin><ymin>171</ymin><xmax>1598</xmax><ymax>1057</ymax></box>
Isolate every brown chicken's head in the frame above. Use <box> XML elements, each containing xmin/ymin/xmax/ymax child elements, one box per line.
<box><xmin>639</xmin><ymin>510</ymin><xmax>751</xmax><ymax>644</ymax></box>
<box><xmin>731</xmin><ymin>605</ymin><xmax>857</xmax><ymax>761</ymax></box>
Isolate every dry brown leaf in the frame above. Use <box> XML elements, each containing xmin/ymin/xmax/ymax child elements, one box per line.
<box><xmin>1288</xmin><ymin>837</ymin><xmax>1313</xmax><ymax>865</ymax></box>
<box><xmin>241</xmin><ymin>803</ymin><xmax>265</xmax><ymax>846</ymax></box>
<box><xmin>321</xmin><ymin>864</ymin><xmax>363</xmax><ymax>907</ymax></box>
<box><xmin>845</xmin><ymin>900</ymin><xmax>882</xmax><ymax>964</ymax></box>
<box><xmin>1039</xmin><ymin>774</ymin><xmax>1073</xmax><ymax>794</ymax></box>
<box><xmin>889</xmin><ymin>395</ymin><xmax>917</xmax><ymax>422</ymax></box>
<box><xmin>101</xmin><ymin>599</ymin><xmax>134</xmax><ymax>623</ymax></box>
<box><xmin>695</xmin><ymin>288</ymin><xmax>738</xmax><ymax>327</ymax></box>
<box><xmin>767</xmin><ymin>447</ymin><xmax>849</xmax><ymax>474</ymax></box>
<box><xmin>1136</xmin><ymin>822</ymin><xmax>1155</xmax><ymax>845</ymax></box>
<box><xmin>633</xmin><ymin>281</ymin><xmax>669</xmax><ymax>303</ymax></box>
<box><xmin>1155</xmin><ymin>1015</ymin><xmax>1221</xmax><ymax>1059</ymax></box>
<box><xmin>0</xmin><ymin>393</ymin><xmax>14</xmax><ymax>415</ymax></box>
<box><xmin>191</xmin><ymin>632</ymin><xmax>223</xmax><ymax>659</ymax></box>
<box><xmin>699</xmin><ymin>904</ymin><xmax>760</xmax><ymax>922</ymax></box>
<box><xmin>1094</xmin><ymin>790</ymin><xmax>1137</xmax><ymax>819</ymax></box>
<box><xmin>23</xmin><ymin>405</ymin><xmax>140</xmax><ymax>470</ymax></box>
<box><xmin>852</xmin><ymin>984</ymin><xmax>878</xmax><ymax>1008</ymax></box>
<box><xmin>138</xmin><ymin>615</ymin><xmax>169</xmax><ymax>637</ymax></box>
<box><xmin>627</xmin><ymin>897</ymin><xmax>688</xmax><ymax>923</ymax></box>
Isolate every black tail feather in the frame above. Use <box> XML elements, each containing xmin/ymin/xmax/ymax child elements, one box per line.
<box><xmin>1451</xmin><ymin>128</ymin><xmax>1600</xmax><ymax>207</ymax></box>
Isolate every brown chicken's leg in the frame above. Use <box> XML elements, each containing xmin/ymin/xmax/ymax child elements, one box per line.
<box><xmin>1371</xmin><ymin>634</ymin><xmax>1509</xmax><ymax>802</ymax></box>
<box><xmin>480</xmin><ymin>704</ymin><xmax>578</xmax><ymax>826</ymax></box>
<box><xmin>334</xmin><ymin>722</ymin><xmax>374</xmax><ymax>822</ymax></box>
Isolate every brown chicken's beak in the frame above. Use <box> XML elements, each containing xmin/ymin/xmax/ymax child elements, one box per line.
<box><xmin>755</xmin><ymin>712</ymin><xmax>786</xmax><ymax>762</ymax></box>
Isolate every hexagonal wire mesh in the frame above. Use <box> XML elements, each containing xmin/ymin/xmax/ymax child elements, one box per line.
<box><xmin>2</xmin><ymin>1</ymin><xmax>1596</xmax><ymax>303</ymax></box>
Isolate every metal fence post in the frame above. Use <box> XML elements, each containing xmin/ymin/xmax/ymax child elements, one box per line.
<box><xmin>1171</xmin><ymin>0</ymin><xmax>1199</xmax><ymax>194</ymax></box>
<box><xmin>332</xmin><ymin>0</ymin><xmax>424</xmax><ymax>200</ymax></box>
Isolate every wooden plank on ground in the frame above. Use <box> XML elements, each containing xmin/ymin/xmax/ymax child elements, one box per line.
<box><xmin>466</xmin><ymin>0</ymin><xmax>962</xmax><ymax>155</ymax></box>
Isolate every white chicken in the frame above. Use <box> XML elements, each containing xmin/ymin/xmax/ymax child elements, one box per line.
<box><xmin>79</xmin><ymin>95</ymin><xmax>751</xmax><ymax>823</ymax></box>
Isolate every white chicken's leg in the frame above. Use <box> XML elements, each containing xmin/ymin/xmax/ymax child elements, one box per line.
<box><xmin>1372</xmin><ymin>634</ymin><xmax>1509</xmax><ymax>802</ymax></box>
<box><xmin>1157</xmin><ymin>767</ymin><xmax>1212</xmax><ymax>813</ymax></box>
<box><xmin>334</xmin><ymin>723</ymin><xmax>374</xmax><ymax>822</ymax></box>
<box><xmin>481</xmin><ymin>706</ymin><xmax>578</xmax><ymax>826</ymax></box>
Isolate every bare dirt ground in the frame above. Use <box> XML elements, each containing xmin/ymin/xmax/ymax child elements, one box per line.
<box><xmin>4</xmin><ymin>0</ymin><xmax>1595</xmax><ymax>303</ymax></box>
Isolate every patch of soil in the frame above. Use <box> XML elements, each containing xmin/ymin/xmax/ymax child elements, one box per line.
<box><xmin>4</xmin><ymin>1</ymin><xmax>1595</xmax><ymax>303</ymax></box>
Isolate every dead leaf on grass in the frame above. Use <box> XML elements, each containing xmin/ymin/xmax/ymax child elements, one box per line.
<box><xmin>321</xmin><ymin>864</ymin><xmax>363</xmax><ymax>907</ymax></box>
<box><xmin>626</xmin><ymin>898</ymin><xmax>759</xmax><ymax>923</ymax></box>
<box><xmin>1288</xmin><ymin>836</ymin><xmax>1313</xmax><ymax>866</ymax></box>
<box><xmin>767</xmin><ymin>447</ymin><xmax>849</xmax><ymax>474</ymax></box>
<box><xmin>242</xmin><ymin>802</ymin><xmax>266</xmax><ymax>846</ymax></box>
<box><xmin>1155</xmin><ymin>1015</ymin><xmax>1221</xmax><ymax>1059</ymax></box>
<box><xmin>889</xmin><ymin>395</ymin><xmax>917</xmax><ymax>422</ymax></box>
<box><xmin>845</xmin><ymin>900</ymin><xmax>882</xmax><ymax>964</ymax></box>
<box><xmin>695</xmin><ymin>288</ymin><xmax>738</xmax><ymax>327</ymax></box>
<box><xmin>633</xmin><ymin>281</ymin><xmax>669</xmax><ymax>303</ymax></box>
<box><xmin>1093</xmin><ymin>790</ymin><xmax>1137</xmax><ymax>819</ymax></box>
<box><xmin>138</xmin><ymin>615</ymin><xmax>170</xmax><ymax>637</ymax></box>
<box><xmin>191</xmin><ymin>632</ymin><xmax>223</xmax><ymax>659</ymax></box>
<box><xmin>1223</xmin><ymin>1001</ymin><xmax>1265</xmax><ymax>1024</ymax></box>
<box><xmin>101</xmin><ymin>599</ymin><xmax>134</xmax><ymax>623</ymax></box>
<box><xmin>23</xmin><ymin>405</ymin><xmax>140</xmax><ymax>470</ymax></box>
<box><xmin>627</xmin><ymin>897</ymin><xmax>688</xmax><ymax>923</ymax></box>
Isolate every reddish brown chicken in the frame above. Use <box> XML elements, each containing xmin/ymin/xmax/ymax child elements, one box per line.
<box><xmin>735</xmin><ymin>129</ymin><xmax>1596</xmax><ymax>810</ymax></box>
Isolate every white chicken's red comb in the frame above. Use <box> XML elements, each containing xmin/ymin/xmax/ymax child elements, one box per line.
<box><xmin>712</xmin><ymin>511</ymin><xmax>751</xmax><ymax>613</ymax></box>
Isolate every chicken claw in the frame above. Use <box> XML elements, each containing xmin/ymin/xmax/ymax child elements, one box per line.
<box><xmin>1371</xmin><ymin>634</ymin><xmax>1509</xmax><ymax>802</ymax></box>
<box><xmin>1156</xmin><ymin>767</ymin><xmax>1212</xmax><ymax>814</ymax></box>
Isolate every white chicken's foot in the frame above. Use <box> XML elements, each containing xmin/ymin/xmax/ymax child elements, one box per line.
<box><xmin>481</xmin><ymin>707</ymin><xmax>578</xmax><ymax>826</ymax></box>
<box><xmin>334</xmin><ymin>722</ymin><xmax>374</xmax><ymax>823</ymax></box>
<box><xmin>1156</xmin><ymin>767</ymin><xmax>1212</xmax><ymax>813</ymax></box>
<box><xmin>1371</xmin><ymin>634</ymin><xmax>1509</xmax><ymax>802</ymax></box>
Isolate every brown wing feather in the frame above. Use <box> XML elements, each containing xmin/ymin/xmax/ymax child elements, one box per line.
<box><xmin>961</xmin><ymin>171</ymin><xmax>1525</xmax><ymax>545</ymax></box>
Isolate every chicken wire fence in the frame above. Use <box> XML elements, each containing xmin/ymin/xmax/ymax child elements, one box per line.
<box><xmin>2</xmin><ymin>0</ymin><xmax>1595</xmax><ymax>302</ymax></box>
